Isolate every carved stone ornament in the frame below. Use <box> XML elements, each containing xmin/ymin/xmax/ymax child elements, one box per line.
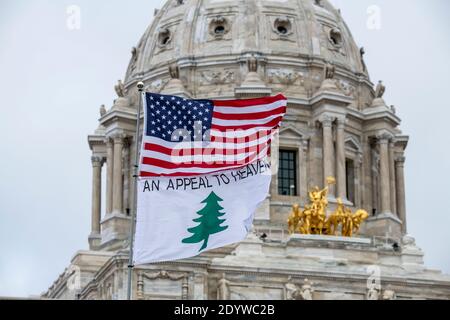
<box><xmin>375</xmin><ymin>80</ymin><xmax>386</xmax><ymax>98</ymax></box>
<box><xmin>200</xmin><ymin>70</ymin><xmax>235</xmax><ymax>85</ymax></box>
<box><xmin>114</xmin><ymin>80</ymin><xmax>125</xmax><ymax>97</ymax></box>
<box><xmin>217</xmin><ymin>274</ymin><xmax>231</xmax><ymax>300</ymax></box>
<box><xmin>146</xmin><ymin>79</ymin><xmax>169</xmax><ymax>93</ymax></box>
<box><xmin>169</xmin><ymin>63</ymin><xmax>180</xmax><ymax>79</ymax></box>
<box><xmin>268</xmin><ymin>69</ymin><xmax>304</xmax><ymax>86</ymax></box>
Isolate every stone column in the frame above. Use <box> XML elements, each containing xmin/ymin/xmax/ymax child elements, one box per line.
<box><xmin>336</xmin><ymin>118</ymin><xmax>346</xmax><ymax>200</ymax></box>
<box><xmin>300</xmin><ymin>139</ymin><xmax>309</xmax><ymax>203</ymax></box>
<box><xmin>112</xmin><ymin>134</ymin><xmax>124</xmax><ymax>214</ymax></box>
<box><xmin>395</xmin><ymin>156</ymin><xmax>407</xmax><ymax>233</ymax></box>
<box><xmin>123</xmin><ymin>138</ymin><xmax>131</xmax><ymax>214</ymax></box>
<box><xmin>105</xmin><ymin>138</ymin><xmax>114</xmax><ymax>214</ymax></box>
<box><xmin>389</xmin><ymin>141</ymin><xmax>397</xmax><ymax>215</ymax></box>
<box><xmin>377</xmin><ymin>134</ymin><xmax>392</xmax><ymax>215</ymax></box>
<box><xmin>321</xmin><ymin>116</ymin><xmax>335</xmax><ymax>196</ymax></box>
<box><xmin>354</xmin><ymin>154</ymin><xmax>363</xmax><ymax>208</ymax></box>
<box><xmin>91</xmin><ymin>156</ymin><xmax>103</xmax><ymax>234</ymax></box>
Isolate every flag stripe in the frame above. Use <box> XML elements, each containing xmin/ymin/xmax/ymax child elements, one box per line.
<box><xmin>212</xmin><ymin>106</ymin><xmax>287</xmax><ymax>121</ymax></box>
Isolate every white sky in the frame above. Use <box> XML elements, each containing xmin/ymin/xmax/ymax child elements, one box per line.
<box><xmin>0</xmin><ymin>0</ymin><xmax>449</xmax><ymax>297</ymax></box>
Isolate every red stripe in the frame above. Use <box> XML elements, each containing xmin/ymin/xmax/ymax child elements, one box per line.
<box><xmin>212</xmin><ymin>106</ymin><xmax>286</xmax><ymax>121</ymax></box>
<box><xmin>212</xmin><ymin>94</ymin><xmax>286</xmax><ymax>107</ymax></box>
<box><xmin>211</xmin><ymin>116</ymin><xmax>283</xmax><ymax>131</ymax></box>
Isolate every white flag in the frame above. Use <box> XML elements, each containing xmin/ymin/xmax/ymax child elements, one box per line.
<box><xmin>133</xmin><ymin>159</ymin><xmax>272</xmax><ymax>265</ymax></box>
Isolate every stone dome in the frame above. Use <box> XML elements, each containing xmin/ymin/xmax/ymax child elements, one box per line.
<box><xmin>124</xmin><ymin>0</ymin><xmax>372</xmax><ymax>105</ymax></box>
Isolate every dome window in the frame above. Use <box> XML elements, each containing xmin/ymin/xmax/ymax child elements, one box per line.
<box><xmin>329</xmin><ymin>28</ymin><xmax>343</xmax><ymax>47</ymax></box>
<box><xmin>274</xmin><ymin>17</ymin><xmax>293</xmax><ymax>37</ymax></box>
<box><xmin>209</xmin><ymin>16</ymin><xmax>230</xmax><ymax>39</ymax></box>
<box><xmin>158</xmin><ymin>28</ymin><xmax>172</xmax><ymax>47</ymax></box>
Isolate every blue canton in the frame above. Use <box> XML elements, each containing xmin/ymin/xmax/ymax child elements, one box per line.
<box><xmin>145</xmin><ymin>93</ymin><xmax>214</xmax><ymax>142</ymax></box>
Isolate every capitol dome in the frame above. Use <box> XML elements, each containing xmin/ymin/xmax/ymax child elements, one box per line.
<box><xmin>123</xmin><ymin>0</ymin><xmax>372</xmax><ymax>103</ymax></box>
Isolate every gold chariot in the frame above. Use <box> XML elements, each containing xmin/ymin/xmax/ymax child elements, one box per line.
<box><xmin>287</xmin><ymin>177</ymin><xmax>369</xmax><ymax>237</ymax></box>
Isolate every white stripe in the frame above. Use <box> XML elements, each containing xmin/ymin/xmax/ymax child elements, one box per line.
<box><xmin>210</xmin><ymin>128</ymin><xmax>276</xmax><ymax>139</ymax></box>
<box><xmin>211</xmin><ymin>113</ymin><xmax>283</xmax><ymax>127</ymax></box>
<box><xmin>213</xmin><ymin>99</ymin><xmax>286</xmax><ymax>114</ymax></box>
<box><xmin>142</xmin><ymin>135</ymin><xmax>272</xmax><ymax>150</ymax></box>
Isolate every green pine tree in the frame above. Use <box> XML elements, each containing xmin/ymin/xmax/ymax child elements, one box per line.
<box><xmin>182</xmin><ymin>192</ymin><xmax>228</xmax><ymax>251</ymax></box>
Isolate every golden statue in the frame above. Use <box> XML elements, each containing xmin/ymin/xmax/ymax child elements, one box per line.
<box><xmin>287</xmin><ymin>177</ymin><xmax>368</xmax><ymax>237</ymax></box>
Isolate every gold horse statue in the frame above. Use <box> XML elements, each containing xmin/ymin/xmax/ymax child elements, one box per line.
<box><xmin>287</xmin><ymin>177</ymin><xmax>369</xmax><ymax>237</ymax></box>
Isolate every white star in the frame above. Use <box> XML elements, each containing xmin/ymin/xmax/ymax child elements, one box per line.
<box><xmin>151</xmin><ymin>130</ymin><xmax>155</xmax><ymax>134</ymax></box>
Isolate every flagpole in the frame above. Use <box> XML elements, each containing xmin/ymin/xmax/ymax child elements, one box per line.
<box><xmin>126</xmin><ymin>81</ymin><xmax>145</xmax><ymax>300</ymax></box>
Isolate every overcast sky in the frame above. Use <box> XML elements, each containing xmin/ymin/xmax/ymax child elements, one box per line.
<box><xmin>0</xmin><ymin>0</ymin><xmax>449</xmax><ymax>298</ymax></box>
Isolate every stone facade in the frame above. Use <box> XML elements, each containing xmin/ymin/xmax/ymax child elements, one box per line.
<box><xmin>43</xmin><ymin>0</ymin><xmax>450</xmax><ymax>300</ymax></box>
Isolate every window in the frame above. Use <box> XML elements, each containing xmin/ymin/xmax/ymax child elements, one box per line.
<box><xmin>278</xmin><ymin>150</ymin><xmax>297</xmax><ymax>196</ymax></box>
<box><xmin>329</xmin><ymin>28</ymin><xmax>343</xmax><ymax>47</ymax></box>
<box><xmin>346</xmin><ymin>159</ymin><xmax>355</xmax><ymax>203</ymax></box>
<box><xmin>274</xmin><ymin>16</ymin><xmax>292</xmax><ymax>36</ymax></box>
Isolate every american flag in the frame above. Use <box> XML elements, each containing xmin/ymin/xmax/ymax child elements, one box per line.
<box><xmin>139</xmin><ymin>93</ymin><xmax>287</xmax><ymax>177</ymax></box>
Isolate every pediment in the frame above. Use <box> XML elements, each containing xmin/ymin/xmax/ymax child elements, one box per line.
<box><xmin>345</xmin><ymin>136</ymin><xmax>361</xmax><ymax>152</ymax></box>
<box><xmin>279</xmin><ymin>125</ymin><xmax>308</xmax><ymax>139</ymax></box>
